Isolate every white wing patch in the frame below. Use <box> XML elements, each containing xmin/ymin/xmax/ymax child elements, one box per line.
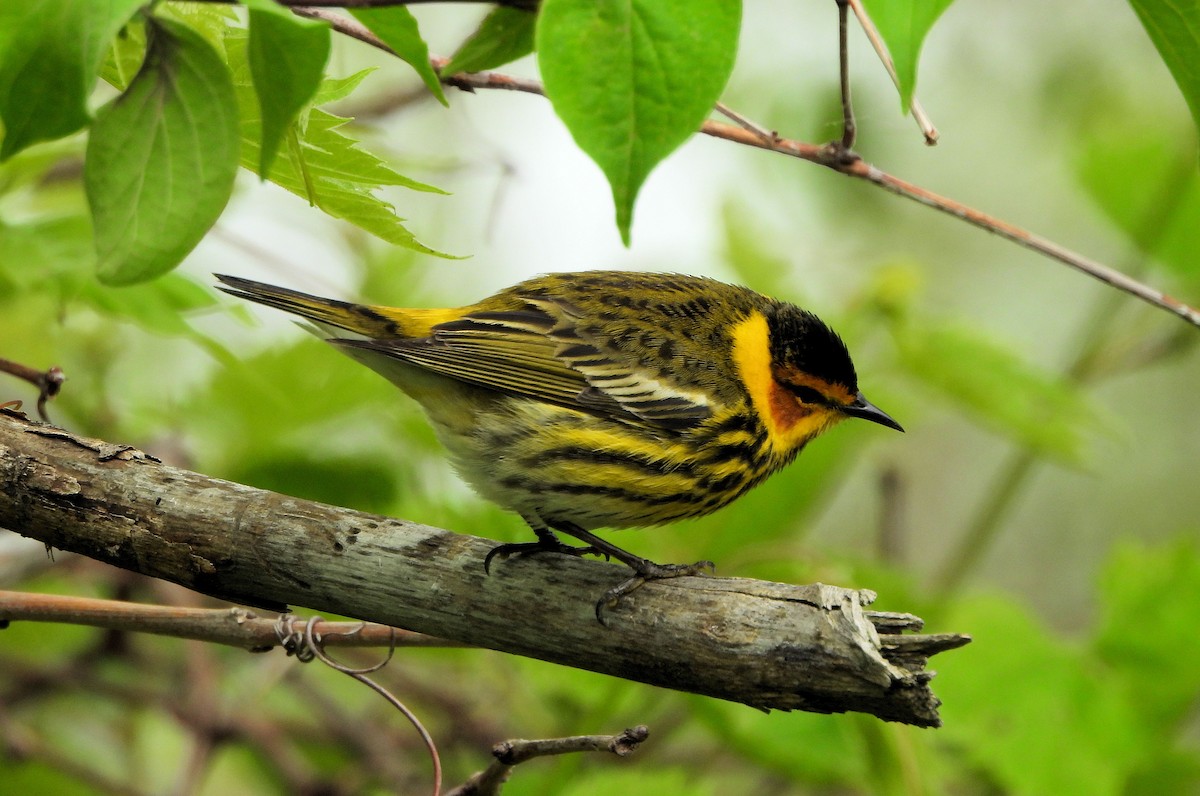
<box><xmin>525</xmin><ymin>297</ymin><xmax>715</xmax><ymax>428</ymax></box>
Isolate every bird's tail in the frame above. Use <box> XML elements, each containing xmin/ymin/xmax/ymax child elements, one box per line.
<box><xmin>215</xmin><ymin>274</ymin><xmax>423</xmax><ymax>339</ymax></box>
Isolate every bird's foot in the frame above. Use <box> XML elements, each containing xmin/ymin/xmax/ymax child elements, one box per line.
<box><xmin>483</xmin><ymin>539</ymin><xmax>601</xmax><ymax>574</ymax></box>
<box><xmin>595</xmin><ymin>559</ymin><xmax>715</xmax><ymax>624</ymax></box>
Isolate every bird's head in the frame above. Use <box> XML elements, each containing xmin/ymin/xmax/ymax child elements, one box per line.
<box><xmin>733</xmin><ymin>303</ymin><xmax>903</xmax><ymax>455</ymax></box>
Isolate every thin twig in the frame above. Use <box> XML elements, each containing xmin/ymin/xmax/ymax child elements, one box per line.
<box><xmin>836</xmin><ymin>0</ymin><xmax>856</xmax><ymax>151</ymax></box>
<box><xmin>847</xmin><ymin>0</ymin><xmax>939</xmax><ymax>144</ymax></box>
<box><xmin>701</xmin><ymin>121</ymin><xmax>1200</xmax><ymax>327</ymax></box>
<box><xmin>0</xmin><ymin>358</ymin><xmax>63</xmax><ymax>422</ymax></box>
<box><xmin>715</xmin><ymin>102</ymin><xmax>776</xmax><ymax>144</ymax></box>
<box><xmin>445</xmin><ymin>726</ymin><xmax>650</xmax><ymax>796</ymax></box>
<box><xmin>0</xmin><ymin>591</ymin><xmax>465</xmax><ymax>650</ymax></box>
<box><xmin>495</xmin><ymin>725</ymin><xmax>649</xmax><ymax>764</ymax></box>
<box><xmin>285</xmin><ymin>615</ymin><xmax>442</xmax><ymax>796</ymax></box>
<box><xmin>877</xmin><ymin>466</ymin><xmax>905</xmax><ymax>565</ymax></box>
<box><xmin>296</xmin><ymin>8</ymin><xmax>1198</xmax><ymax>329</ymax></box>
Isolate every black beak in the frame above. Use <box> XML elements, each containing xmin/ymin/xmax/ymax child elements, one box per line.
<box><xmin>842</xmin><ymin>391</ymin><xmax>904</xmax><ymax>432</ymax></box>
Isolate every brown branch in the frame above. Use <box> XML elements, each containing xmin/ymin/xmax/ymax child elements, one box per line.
<box><xmin>295</xmin><ymin>8</ymin><xmax>1200</xmax><ymax>329</ymax></box>
<box><xmin>698</xmin><ymin>122</ymin><xmax>1200</xmax><ymax>327</ymax></box>
<box><xmin>836</xmin><ymin>0</ymin><xmax>856</xmax><ymax>151</ymax></box>
<box><xmin>0</xmin><ymin>411</ymin><xmax>967</xmax><ymax>727</ymax></box>
<box><xmin>0</xmin><ymin>357</ymin><xmax>63</xmax><ymax>423</ymax></box>
<box><xmin>446</xmin><ymin>726</ymin><xmax>650</xmax><ymax>796</ymax></box>
<box><xmin>714</xmin><ymin>101</ymin><xmax>777</xmax><ymax>144</ymax></box>
<box><xmin>0</xmin><ymin>591</ymin><xmax>463</xmax><ymax>650</ymax></box>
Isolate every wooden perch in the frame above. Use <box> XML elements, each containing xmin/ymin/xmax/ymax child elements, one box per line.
<box><xmin>0</xmin><ymin>410</ymin><xmax>967</xmax><ymax>726</ymax></box>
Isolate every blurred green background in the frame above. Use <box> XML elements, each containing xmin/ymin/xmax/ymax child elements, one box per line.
<box><xmin>2</xmin><ymin>1</ymin><xmax>1199</xmax><ymax>794</ymax></box>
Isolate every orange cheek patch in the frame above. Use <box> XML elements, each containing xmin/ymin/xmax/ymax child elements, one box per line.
<box><xmin>766</xmin><ymin>382</ymin><xmax>842</xmax><ymax>444</ymax></box>
<box><xmin>768</xmin><ymin>362</ymin><xmax>849</xmax><ymax>443</ymax></box>
<box><xmin>767</xmin><ymin>379</ymin><xmax>809</xmax><ymax>434</ymax></box>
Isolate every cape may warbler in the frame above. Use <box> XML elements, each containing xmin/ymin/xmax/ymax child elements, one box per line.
<box><xmin>218</xmin><ymin>271</ymin><xmax>902</xmax><ymax>618</ymax></box>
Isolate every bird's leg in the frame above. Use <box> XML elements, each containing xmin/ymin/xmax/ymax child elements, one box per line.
<box><xmin>549</xmin><ymin>522</ymin><xmax>715</xmax><ymax>623</ymax></box>
<box><xmin>483</xmin><ymin>524</ymin><xmax>600</xmax><ymax>574</ymax></box>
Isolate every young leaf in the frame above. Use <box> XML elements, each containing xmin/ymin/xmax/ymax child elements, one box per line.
<box><xmin>537</xmin><ymin>0</ymin><xmax>741</xmax><ymax>244</ymax></box>
<box><xmin>244</xmin><ymin>0</ymin><xmax>331</xmax><ymax>177</ymax></box>
<box><xmin>223</xmin><ymin>33</ymin><xmax>454</xmax><ymax>256</ymax></box>
<box><xmin>99</xmin><ymin>12</ymin><xmax>149</xmax><ymax>91</ymax></box>
<box><xmin>1128</xmin><ymin>0</ymin><xmax>1200</xmax><ymax>139</ymax></box>
<box><xmin>349</xmin><ymin>7</ymin><xmax>447</xmax><ymax>107</ymax></box>
<box><xmin>442</xmin><ymin>7</ymin><xmax>536</xmax><ymax>76</ymax></box>
<box><xmin>0</xmin><ymin>0</ymin><xmax>144</xmax><ymax>160</ymax></box>
<box><xmin>85</xmin><ymin>15</ymin><xmax>240</xmax><ymax>285</ymax></box>
<box><xmin>861</xmin><ymin>0</ymin><xmax>954</xmax><ymax>110</ymax></box>
<box><xmin>312</xmin><ymin>67</ymin><xmax>375</xmax><ymax>105</ymax></box>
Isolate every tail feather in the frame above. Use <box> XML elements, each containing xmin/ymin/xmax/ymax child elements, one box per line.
<box><xmin>215</xmin><ymin>274</ymin><xmax>406</xmax><ymax>338</ymax></box>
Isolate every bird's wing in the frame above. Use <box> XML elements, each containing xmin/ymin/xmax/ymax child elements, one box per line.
<box><xmin>333</xmin><ymin>299</ymin><xmax>714</xmax><ymax>430</ymax></box>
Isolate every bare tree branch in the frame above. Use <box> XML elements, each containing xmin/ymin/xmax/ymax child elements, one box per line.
<box><xmin>0</xmin><ymin>357</ymin><xmax>63</xmax><ymax>423</ymax></box>
<box><xmin>836</xmin><ymin>0</ymin><xmax>857</xmax><ymax>152</ymax></box>
<box><xmin>0</xmin><ymin>411</ymin><xmax>967</xmax><ymax>727</ymax></box>
<box><xmin>446</xmin><ymin>726</ymin><xmax>650</xmax><ymax>796</ymax></box>
<box><xmin>0</xmin><ymin>591</ymin><xmax>463</xmax><ymax>650</ymax></box>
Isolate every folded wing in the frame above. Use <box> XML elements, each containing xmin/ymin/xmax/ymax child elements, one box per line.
<box><xmin>334</xmin><ymin>297</ymin><xmax>714</xmax><ymax>431</ymax></box>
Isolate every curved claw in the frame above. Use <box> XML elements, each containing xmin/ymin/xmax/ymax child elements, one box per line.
<box><xmin>594</xmin><ymin>559</ymin><xmax>716</xmax><ymax>624</ymax></box>
<box><xmin>483</xmin><ymin>540</ymin><xmax>599</xmax><ymax>574</ymax></box>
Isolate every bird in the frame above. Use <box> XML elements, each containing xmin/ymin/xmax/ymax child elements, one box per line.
<box><xmin>216</xmin><ymin>271</ymin><xmax>903</xmax><ymax>620</ymax></box>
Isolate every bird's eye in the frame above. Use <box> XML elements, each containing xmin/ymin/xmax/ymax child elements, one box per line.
<box><xmin>788</xmin><ymin>385</ymin><xmax>826</xmax><ymax>405</ymax></box>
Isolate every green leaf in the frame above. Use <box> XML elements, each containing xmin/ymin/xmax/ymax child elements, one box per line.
<box><xmin>0</xmin><ymin>215</ymin><xmax>95</xmax><ymax>296</ymax></box>
<box><xmin>1128</xmin><ymin>0</ymin><xmax>1200</xmax><ymax>139</ymax></box>
<box><xmin>349</xmin><ymin>7</ymin><xmax>447</xmax><ymax>107</ymax></box>
<box><xmin>0</xmin><ymin>0</ymin><xmax>145</xmax><ymax>160</ymax></box>
<box><xmin>896</xmin><ymin>322</ymin><xmax>1106</xmax><ymax>463</ymax></box>
<box><xmin>1127</xmin><ymin>754</ymin><xmax>1200</xmax><ymax>796</ymax></box>
<box><xmin>1094</xmin><ymin>538</ymin><xmax>1200</xmax><ymax>732</ymax></box>
<box><xmin>223</xmin><ymin>33</ymin><xmax>454</xmax><ymax>256</ymax></box>
<box><xmin>311</xmin><ymin>67</ymin><xmax>375</xmax><ymax>105</ymax></box>
<box><xmin>0</xmin><ymin>214</ymin><xmax>223</xmax><ymax>343</ymax></box>
<box><xmin>1076</xmin><ymin>119</ymin><xmax>1200</xmax><ymax>284</ymax></box>
<box><xmin>98</xmin><ymin>13</ymin><xmax>148</xmax><ymax>91</ymax></box>
<box><xmin>442</xmin><ymin>7</ymin><xmax>536</xmax><ymax>76</ymax></box>
<box><xmin>244</xmin><ymin>108</ymin><xmax>454</xmax><ymax>254</ymax></box>
<box><xmin>537</xmin><ymin>0</ymin><xmax>741</xmax><ymax>244</ymax></box>
<box><xmin>861</xmin><ymin>0</ymin><xmax>954</xmax><ymax>110</ymax></box>
<box><xmin>938</xmin><ymin>596</ymin><xmax>1143</xmax><ymax>795</ymax></box>
<box><xmin>692</xmin><ymin>699</ymin><xmax>872</xmax><ymax>788</ymax></box>
<box><xmin>84</xmin><ymin>15</ymin><xmax>240</xmax><ymax>285</ymax></box>
<box><xmin>80</xmin><ymin>272</ymin><xmax>221</xmax><ymax>338</ymax></box>
<box><xmin>244</xmin><ymin>0</ymin><xmax>331</xmax><ymax>177</ymax></box>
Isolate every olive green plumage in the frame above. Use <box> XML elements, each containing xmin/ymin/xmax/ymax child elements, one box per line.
<box><xmin>217</xmin><ymin>270</ymin><xmax>901</xmax><ymax>613</ymax></box>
